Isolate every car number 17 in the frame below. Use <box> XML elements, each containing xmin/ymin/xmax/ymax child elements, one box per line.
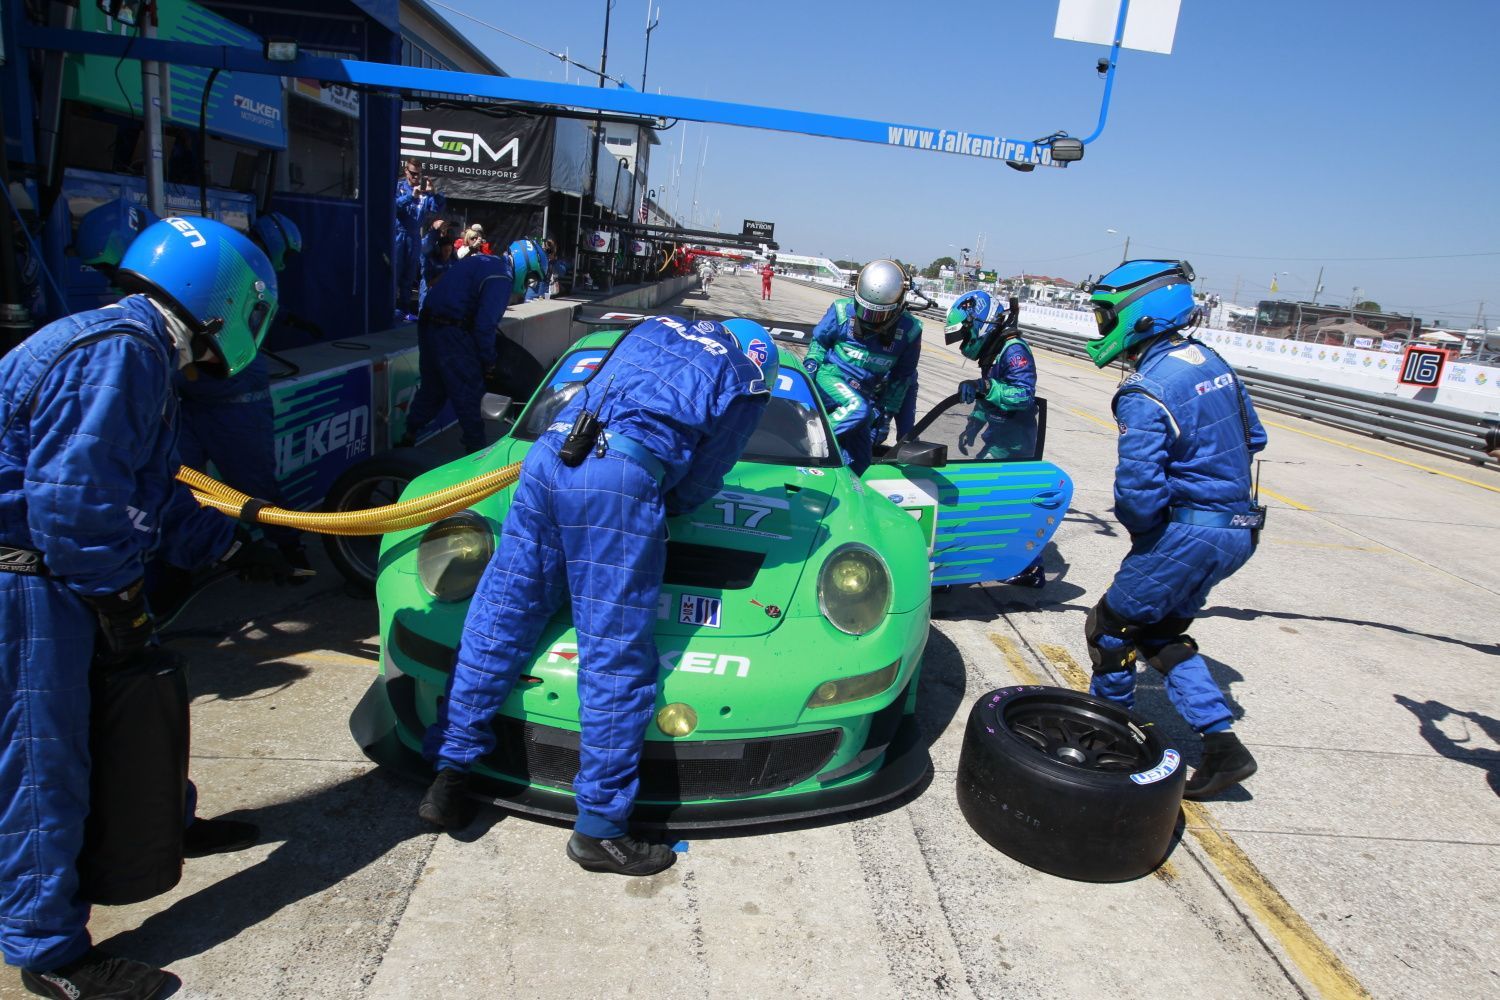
<box><xmin>712</xmin><ymin>500</ymin><xmax>772</xmax><ymax>529</ymax></box>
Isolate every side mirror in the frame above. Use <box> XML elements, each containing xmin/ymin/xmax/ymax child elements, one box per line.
<box><xmin>884</xmin><ymin>440</ymin><xmax>947</xmax><ymax>468</ymax></box>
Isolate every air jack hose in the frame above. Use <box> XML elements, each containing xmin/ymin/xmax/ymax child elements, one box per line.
<box><xmin>175</xmin><ymin>461</ymin><xmax>522</xmax><ymax>536</ymax></box>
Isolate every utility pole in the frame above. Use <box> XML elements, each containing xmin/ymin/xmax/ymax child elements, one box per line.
<box><xmin>141</xmin><ymin>2</ymin><xmax>166</xmax><ymax>215</ymax></box>
<box><xmin>1230</xmin><ymin>275</ymin><xmax>1241</xmax><ymax>305</ymax></box>
<box><xmin>627</xmin><ymin>4</ymin><xmax>660</xmax><ymax>237</ymax></box>
<box><xmin>1310</xmin><ymin>265</ymin><xmax>1324</xmax><ymax>305</ymax></box>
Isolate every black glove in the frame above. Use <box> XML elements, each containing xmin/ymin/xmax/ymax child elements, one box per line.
<box><xmin>222</xmin><ymin>530</ymin><xmax>298</xmax><ymax>584</ymax></box>
<box><xmin>84</xmin><ymin>579</ymin><xmax>153</xmax><ymax>665</ymax></box>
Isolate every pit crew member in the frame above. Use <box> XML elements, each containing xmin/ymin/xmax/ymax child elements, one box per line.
<box><xmin>0</xmin><ymin>217</ymin><xmax>279</xmax><ymax>999</ymax></box>
<box><xmin>803</xmin><ymin>259</ymin><xmax>922</xmax><ymax>473</ymax></box>
<box><xmin>402</xmin><ymin>239</ymin><xmax>546</xmax><ymax>453</ymax></box>
<box><xmin>1083</xmin><ymin>259</ymin><xmax>1266</xmax><ymax>799</ymax></box>
<box><xmin>947</xmin><ymin>290</ymin><xmax>1045</xmax><ymax>587</ymax></box>
<box><xmin>417</xmin><ymin>315</ymin><xmax>777</xmax><ymax>876</ymax></box>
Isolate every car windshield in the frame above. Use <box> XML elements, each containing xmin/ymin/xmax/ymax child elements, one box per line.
<box><xmin>514</xmin><ymin>347</ymin><xmax>838</xmax><ymax>467</ymax></box>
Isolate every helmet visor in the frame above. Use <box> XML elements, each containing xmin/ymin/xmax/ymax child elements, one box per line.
<box><xmin>855</xmin><ymin>301</ymin><xmax>901</xmax><ymax>332</ymax></box>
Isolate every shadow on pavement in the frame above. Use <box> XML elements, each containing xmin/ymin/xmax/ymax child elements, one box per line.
<box><xmin>1200</xmin><ymin>604</ymin><xmax>1498</xmax><ymax>657</ymax></box>
<box><xmin>100</xmin><ymin>768</ymin><xmax>438</xmax><ymax>966</ymax></box>
<box><xmin>162</xmin><ymin>585</ymin><xmax>379</xmax><ymax>702</ymax></box>
<box><xmin>1393</xmin><ymin>694</ymin><xmax>1500</xmax><ymax>798</ymax></box>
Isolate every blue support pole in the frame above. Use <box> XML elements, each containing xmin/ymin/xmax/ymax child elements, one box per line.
<box><xmin>1080</xmin><ymin>0</ymin><xmax>1130</xmax><ymax>146</ymax></box>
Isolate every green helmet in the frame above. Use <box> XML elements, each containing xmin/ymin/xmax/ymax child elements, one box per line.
<box><xmin>1083</xmin><ymin>259</ymin><xmax>1197</xmax><ymax>368</ymax></box>
<box><xmin>944</xmin><ymin>290</ymin><xmax>1009</xmax><ymax>361</ymax></box>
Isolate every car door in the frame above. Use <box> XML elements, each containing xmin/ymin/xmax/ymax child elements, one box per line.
<box><xmin>862</xmin><ymin>395</ymin><xmax>1073</xmax><ymax>586</ymax></box>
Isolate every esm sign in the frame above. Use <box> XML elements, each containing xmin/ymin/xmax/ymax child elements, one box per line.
<box><xmin>399</xmin><ymin>124</ymin><xmax>520</xmax><ymax>166</ymax></box>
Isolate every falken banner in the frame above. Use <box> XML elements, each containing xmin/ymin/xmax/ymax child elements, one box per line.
<box><xmin>399</xmin><ymin>108</ymin><xmax>555</xmax><ymax>204</ymax></box>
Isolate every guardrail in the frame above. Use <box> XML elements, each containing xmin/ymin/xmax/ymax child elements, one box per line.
<box><xmin>771</xmin><ymin>275</ymin><xmax>1499</xmax><ymax>467</ymax></box>
<box><xmin>1021</xmin><ymin>326</ymin><xmax>1500</xmax><ymax>468</ymax></box>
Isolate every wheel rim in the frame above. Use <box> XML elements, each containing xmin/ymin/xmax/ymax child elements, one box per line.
<box><xmin>332</xmin><ymin>474</ymin><xmax>412</xmax><ymax>582</ymax></box>
<box><xmin>1002</xmin><ymin>695</ymin><xmax>1154</xmax><ymax>772</ymax></box>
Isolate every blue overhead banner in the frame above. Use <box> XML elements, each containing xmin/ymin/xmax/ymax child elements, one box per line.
<box><xmin>29</xmin><ymin>27</ymin><xmax>1075</xmax><ymax>168</ymax></box>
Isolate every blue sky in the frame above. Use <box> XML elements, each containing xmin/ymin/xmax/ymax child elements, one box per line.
<box><xmin>433</xmin><ymin>0</ymin><xmax>1499</xmax><ymax>325</ymax></box>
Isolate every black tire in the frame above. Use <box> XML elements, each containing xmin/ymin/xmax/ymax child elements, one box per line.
<box><xmin>955</xmin><ymin>686</ymin><xmax>1184</xmax><ymax>882</ymax></box>
<box><xmin>321</xmin><ymin>448</ymin><xmax>445</xmax><ymax>595</ymax></box>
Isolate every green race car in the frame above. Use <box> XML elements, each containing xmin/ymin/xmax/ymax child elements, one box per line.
<box><xmin>350</xmin><ymin>323</ymin><xmax>1073</xmax><ymax>827</ymax></box>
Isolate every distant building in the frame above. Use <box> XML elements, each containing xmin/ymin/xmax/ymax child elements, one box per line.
<box><xmin>1254</xmin><ymin>300</ymin><xmax>1421</xmax><ymax>343</ymax></box>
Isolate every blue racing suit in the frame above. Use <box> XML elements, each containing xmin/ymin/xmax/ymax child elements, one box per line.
<box><xmin>959</xmin><ymin>335</ymin><xmax>1039</xmax><ymax>460</ymax></box>
<box><xmin>406</xmin><ymin>253</ymin><xmax>514</xmax><ymax>452</ymax></box>
<box><xmin>804</xmin><ymin>298</ymin><xmax>922</xmax><ymax>473</ymax></box>
<box><xmin>175</xmin><ymin>354</ymin><xmax>297</xmax><ymax>547</ymax></box>
<box><xmin>418</xmin><ymin>230</ymin><xmax>454</xmax><ymax>311</ymax></box>
<box><xmin>394</xmin><ymin>180</ymin><xmax>444</xmax><ymax>313</ymax></box>
<box><xmin>1089</xmin><ymin>334</ymin><xmax>1268</xmax><ymax>733</ymax></box>
<box><xmin>0</xmin><ymin>296</ymin><xmax>233</xmax><ymax>971</ymax></box>
<box><xmin>429</xmin><ymin>316</ymin><xmax>769</xmax><ymax>837</ymax></box>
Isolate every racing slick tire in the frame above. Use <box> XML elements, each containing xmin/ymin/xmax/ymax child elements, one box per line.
<box><xmin>322</xmin><ymin>448</ymin><xmax>444</xmax><ymax>595</ymax></box>
<box><xmin>955</xmin><ymin>686</ymin><xmax>1185</xmax><ymax>882</ymax></box>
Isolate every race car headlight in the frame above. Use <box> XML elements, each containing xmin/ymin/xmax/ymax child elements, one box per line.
<box><xmin>817</xmin><ymin>543</ymin><xmax>890</xmax><ymax>635</ymax></box>
<box><xmin>806</xmin><ymin>658</ymin><xmax>902</xmax><ymax>709</ymax></box>
<box><xmin>416</xmin><ymin>511</ymin><xmax>493</xmax><ymax>602</ymax></box>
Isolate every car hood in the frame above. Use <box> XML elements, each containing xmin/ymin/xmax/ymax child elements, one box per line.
<box><xmin>654</xmin><ymin>462</ymin><xmax>836</xmax><ymax>638</ymax></box>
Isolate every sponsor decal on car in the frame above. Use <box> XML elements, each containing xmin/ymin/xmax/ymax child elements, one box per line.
<box><xmin>679</xmin><ymin>594</ymin><xmax>722</xmax><ymax>628</ymax></box>
<box><xmin>1129</xmin><ymin>748</ymin><xmax>1181</xmax><ymax>785</ymax></box>
<box><xmin>795</xmin><ymin>466</ymin><xmax>826</xmax><ymax>477</ymax></box>
<box><xmin>546</xmin><ymin>642</ymin><xmax>751</xmax><ymax>677</ymax></box>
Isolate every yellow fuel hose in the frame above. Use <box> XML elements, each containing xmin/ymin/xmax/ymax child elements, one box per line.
<box><xmin>176</xmin><ymin>461</ymin><xmax>522</xmax><ymax>536</ymax></box>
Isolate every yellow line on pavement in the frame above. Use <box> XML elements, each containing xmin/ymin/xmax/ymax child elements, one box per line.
<box><xmin>986</xmin><ymin>633</ymin><xmax>1042</xmax><ymax>686</ymax></box>
<box><xmin>1263</xmin><ymin>418</ymin><xmax>1500</xmax><ymax>495</ymax></box>
<box><xmin>1258</xmin><ymin>486</ymin><xmax>1313</xmax><ymax>511</ymax></box>
<box><xmin>1265</xmin><ymin>538</ymin><xmax>1385</xmax><ymax>553</ymax></box>
<box><xmin>1183</xmin><ymin>803</ymin><xmax>1372</xmax><ymax>1000</ymax></box>
<box><xmin>1066</xmin><ymin>406</ymin><xmax>1117</xmax><ymax>431</ymax></box>
<box><xmin>1013</xmin><ymin>641</ymin><xmax>1371</xmax><ymax>999</ymax></box>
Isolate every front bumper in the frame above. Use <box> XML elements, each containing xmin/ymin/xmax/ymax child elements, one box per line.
<box><xmin>349</xmin><ymin>667</ymin><xmax>931</xmax><ymax>831</ymax></box>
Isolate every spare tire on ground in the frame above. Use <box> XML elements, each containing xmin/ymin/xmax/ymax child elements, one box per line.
<box><xmin>956</xmin><ymin>685</ymin><xmax>1184</xmax><ymax>882</ymax></box>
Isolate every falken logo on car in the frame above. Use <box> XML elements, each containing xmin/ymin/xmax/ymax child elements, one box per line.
<box><xmin>571</xmin><ymin>357</ymin><xmax>602</xmax><ymax>375</ymax></box>
<box><xmin>1129</xmin><ymin>748</ymin><xmax>1181</xmax><ymax>785</ymax></box>
<box><xmin>679</xmin><ymin>594</ymin><xmax>721</xmax><ymax>628</ymax></box>
<box><xmin>546</xmin><ymin>642</ymin><xmax>750</xmax><ymax>677</ymax></box>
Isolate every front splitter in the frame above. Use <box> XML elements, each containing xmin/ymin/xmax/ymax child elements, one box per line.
<box><xmin>350</xmin><ymin>673</ymin><xmax>932</xmax><ymax>831</ymax></box>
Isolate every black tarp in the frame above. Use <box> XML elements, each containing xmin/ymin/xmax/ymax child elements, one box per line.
<box><xmin>399</xmin><ymin>108</ymin><xmax>555</xmax><ymax>205</ymax></box>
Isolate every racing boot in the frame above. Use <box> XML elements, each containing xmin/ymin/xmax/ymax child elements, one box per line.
<box><xmin>1184</xmin><ymin>730</ymin><xmax>1258</xmax><ymax>800</ymax></box>
<box><xmin>1004</xmin><ymin>560</ymin><xmax>1046</xmax><ymax>589</ymax></box>
<box><xmin>20</xmin><ymin>948</ymin><xmax>176</xmax><ymax>999</ymax></box>
<box><xmin>185</xmin><ymin>816</ymin><xmax>260</xmax><ymax>857</ymax></box>
<box><xmin>418</xmin><ymin>768</ymin><xmax>477</xmax><ymax>829</ymax></box>
<box><xmin>566</xmin><ymin>832</ymin><xmax>676</xmax><ymax>877</ymax></box>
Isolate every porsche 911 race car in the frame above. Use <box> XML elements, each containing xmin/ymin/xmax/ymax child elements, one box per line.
<box><xmin>350</xmin><ymin>318</ymin><xmax>1073</xmax><ymax>827</ymax></box>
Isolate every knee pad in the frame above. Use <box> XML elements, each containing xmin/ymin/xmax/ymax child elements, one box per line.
<box><xmin>1085</xmin><ymin>598</ymin><xmax>1141</xmax><ymax>675</ymax></box>
<box><xmin>1144</xmin><ymin>634</ymin><xmax>1198</xmax><ymax>676</ymax></box>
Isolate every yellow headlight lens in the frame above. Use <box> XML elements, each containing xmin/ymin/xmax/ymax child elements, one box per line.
<box><xmin>805</xmin><ymin>659</ymin><xmax>902</xmax><ymax>709</ymax></box>
<box><xmin>656</xmin><ymin>702</ymin><xmax>698</xmax><ymax>737</ymax></box>
<box><xmin>416</xmin><ymin>511</ymin><xmax>493</xmax><ymax>602</ymax></box>
<box><xmin>817</xmin><ymin>543</ymin><xmax>891</xmax><ymax>635</ymax></box>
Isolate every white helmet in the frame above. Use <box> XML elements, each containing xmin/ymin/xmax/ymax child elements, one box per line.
<box><xmin>854</xmin><ymin>259</ymin><xmax>907</xmax><ymax>338</ymax></box>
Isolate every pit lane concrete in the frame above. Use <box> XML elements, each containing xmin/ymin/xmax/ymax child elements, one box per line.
<box><xmin>6</xmin><ymin>272</ymin><xmax>1493</xmax><ymax>999</ymax></box>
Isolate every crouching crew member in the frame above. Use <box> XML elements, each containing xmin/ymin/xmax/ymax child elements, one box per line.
<box><xmin>1083</xmin><ymin>259</ymin><xmax>1266</xmax><ymax>799</ymax></box>
<box><xmin>417</xmin><ymin>315</ymin><xmax>776</xmax><ymax>876</ymax></box>
<box><xmin>804</xmin><ymin>259</ymin><xmax>922</xmax><ymax>473</ymax></box>
<box><xmin>0</xmin><ymin>217</ymin><xmax>279</xmax><ymax>999</ymax></box>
